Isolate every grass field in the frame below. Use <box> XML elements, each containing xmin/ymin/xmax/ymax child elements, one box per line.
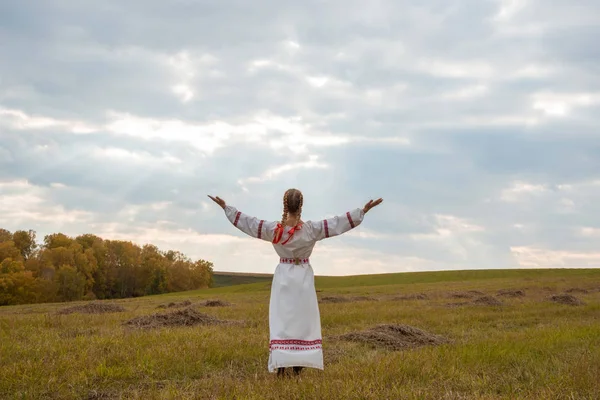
<box><xmin>211</xmin><ymin>271</ymin><xmax>273</xmax><ymax>288</ymax></box>
<box><xmin>1</xmin><ymin>268</ymin><xmax>599</xmax><ymax>399</ymax></box>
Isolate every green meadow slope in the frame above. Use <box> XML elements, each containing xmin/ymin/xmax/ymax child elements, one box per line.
<box><xmin>211</xmin><ymin>271</ymin><xmax>273</xmax><ymax>288</ymax></box>
<box><xmin>1</xmin><ymin>268</ymin><xmax>599</xmax><ymax>399</ymax></box>
<box><xmin>209</xmin><ymin>267</ymin><xmax>597</xmax><ymax>293</ymax></box>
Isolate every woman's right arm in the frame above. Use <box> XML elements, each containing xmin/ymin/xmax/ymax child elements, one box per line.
<box><xmin>310</xmin><ymin>198</ymin><xmax>382</xmax><ymax>241</ymax></box>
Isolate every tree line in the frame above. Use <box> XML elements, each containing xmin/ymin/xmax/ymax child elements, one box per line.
<box><xmin>0</xmin><ymin>228</ymin><xmax>213</xmax><ymax>306</ymax></box>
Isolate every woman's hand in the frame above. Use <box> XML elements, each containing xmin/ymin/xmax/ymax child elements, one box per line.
<box><xmin>208</xmin><ymin>195</ymin><xmax>226</xmax><ymax>209</ymax></box>
<box><xmin>363</xmin><ymin>198</ymin><xmax>383</xmax><ymax>213</ymax></box>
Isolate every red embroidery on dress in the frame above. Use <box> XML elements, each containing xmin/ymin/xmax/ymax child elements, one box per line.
<box><xmin>258</xmin><ymin>220</ymin><xmax>264</xmax><ymax>239</ymax></box>
<box><xmin>270</xmin><ymin>345</ymin><xmax>322</xmax><ymax>351</ymax></box>
<box><xmin>269</xmin><ymin>339</ymin><xmax>322</xmax><ymax>350</ymax></box>
<box><xmin>270</xmin><ymin>339</ymin><xmax>322</xmax><ymax>345</ymax></box>
<box><xmin>346</xmin><ymin>211</ymin><xmax>355</xmax><ymax>228</ymax></box>
<box><xmin>323</xmin><ymin>219</ymin><xmax>329</xmax><ymax>238</ymax></box>
<box><xmin>279</xmin><ymin>258</ymin><xmax>310</xmax><ymax>264</ymax></box>
<box><xmin>233</xmin><ymin>211</ymin><xmax>241</xmax><ymax>227</ymax></box>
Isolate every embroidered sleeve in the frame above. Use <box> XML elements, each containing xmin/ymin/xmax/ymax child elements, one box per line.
<box><xmin>309</xmin><ymin>208</ymin><xmax>365</xmax><ymax>241</ymax></box>
<box><xmin>224</xmin><ymin>206</ymin><xmax>276</xmax><ymax>242</ymax></box>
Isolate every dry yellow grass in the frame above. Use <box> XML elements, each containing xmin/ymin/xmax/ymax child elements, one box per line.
<box><xmin>1</xmin><ymin>268</ymin><xmax>599</xmax><ymax>399</ymax></box>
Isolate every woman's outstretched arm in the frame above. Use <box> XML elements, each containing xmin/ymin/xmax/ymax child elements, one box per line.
<box><xmin>208</xmin><ymin>195</ymin><xmax>276</xmax><ymax>242</ymax></box>
<box><xmin>309</xmin><ymin>198</ymin><xmax>383</xmax><ymax>241</ymax></box>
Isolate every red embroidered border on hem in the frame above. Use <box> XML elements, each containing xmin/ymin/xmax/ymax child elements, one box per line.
<box><xmin>270</xmin><ymin>345</ymin><xmax>322</xmax><ymax>351</ymax></box>
<box><xmin>258</xmin><ymin>220</ymin><xmax>264</xmax><ymax>238</ymax></box>
<box><xmin>233</xmin><ymin>211</ymin><xmax>241</xmax><ymax>227</ymax></box>
<box><xmin>323</xmin><ymin>219</ymin><xmax>329</xmax><ymax>238</ymax></box>
<box><xmin>269</xmin><ymin>339</ymin><xmax>322</xmax><ymax>350</ymax></box>
<box><xmin>346</xmin><ymin>211</ymin><xmax>355</xmax><ymax>228</ymax></box>
<box><xmin>270</xmin><ymin>339</ymin><xmax>322</xmax><ymax>345</ymax></box>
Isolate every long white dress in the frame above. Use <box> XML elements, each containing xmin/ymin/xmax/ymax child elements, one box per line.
<box><xmin>223</xmin><ymin>205</ymin><xmax>365</xmax><ymax>372</ymax></box>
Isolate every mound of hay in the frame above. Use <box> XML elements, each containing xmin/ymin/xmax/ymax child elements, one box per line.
<box><xmin>449</xmin><ymin>290</ymin><xmax>485</xmax><ymax>299</ymax></box>
<box><xmin>350</xmin><ymin>296</ymin><xmax>378</xmax><ymax>302</ymax></box>
<box><xmin>319</xmin><ymin>296</ymin><xmax>350</xmax><ymax>303</ymax></box>
<box><xmin>566</xmin><ymin>288</ymin><xmax>588</xmax><ymax>294</ymax></box>
<box><xmin>200</xmin><ymin>299</ymin><xmax>231</xmax><ymax>307</ymax></box>
<box><xmin>472</xmin><ymin>296</ymin><xmax>503</xmax><ymax>306</ymax></box>
<box><xmin>123</xmin><ymin>308</ymin><xmax>228</xmax><ymax>329</ymax></box>
<box><xmin>157</xmin><ymin>300</ymin><xmax>192</xmax><ymax>309</ymax></box>
<box><xmin>393</xmin><ymin>293</ymin><xmax>429</xmax><ymax>300</ymax></box>
<box><xmin>339</xmin><ymin>324</ymin><xmax>447</xmax><ymax>350</ymax></box>
<box><xmin>550</xmin><ymin>294</ymin><xmax>584</xmax><ymax>306</ymax></box>
<box><xmin>446</xmin><ymin>296</ymin><xmax>502</xmax><ymax>307</ymax></box>
<box><xmin>57</xmin><ymin>302</ymin><xmax>125</xmax><ymax>315</ymax></box>
<box><xmin>497</xmin><ymin>289</ymin><xmax>525</xmax><ymax>298</ymax></box>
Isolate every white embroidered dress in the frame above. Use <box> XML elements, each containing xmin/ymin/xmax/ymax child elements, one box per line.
<box><xmin>223</xmin><ymin>205</ymin><xmax>365</xmax><ymax>372</ymax></box>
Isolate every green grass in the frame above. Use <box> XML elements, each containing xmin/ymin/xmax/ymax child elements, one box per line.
<box><xmin>1</xmin><ymin>268</ymin><xmax>599</xmax><ymax>399</ymax></box>
<box><xmin>211</xmin><ymin>271</ymin><xmax>273</xmax><ymax>288</ymax></box>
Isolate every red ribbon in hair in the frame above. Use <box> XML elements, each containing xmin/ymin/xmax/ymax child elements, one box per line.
<box><xmin>272</xmin><ymin>222</ymin><xmax>303</xmax><ymax>245</ymax></box>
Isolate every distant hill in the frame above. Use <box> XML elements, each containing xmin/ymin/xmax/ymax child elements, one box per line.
<box><xmin>211</xmin><ymin>271</ymin><xmax>273</xmax><ymax>287</ymax></box>
<box><xmin>210</xmin><ymin>268</ymin><xmax>600</xmax><ymax>290</ymax></box>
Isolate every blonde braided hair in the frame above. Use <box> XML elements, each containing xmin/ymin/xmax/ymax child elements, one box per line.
<box><xmin>281</xmin><ymin>190</ymin><xmax>290</xmax><ymax>227</ymax></box>
<box><xmin>283</xmin><ymin>188</ymin><xmax>303</xmax><ymax>226</ymax></box>
<box><xmin>274</xmin><ymin>189</ymin><xmax>303</xmax><ymax>244</ymax></box>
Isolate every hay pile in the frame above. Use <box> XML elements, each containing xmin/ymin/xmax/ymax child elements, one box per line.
<box><xmin>550</xmin><ymin>294</ymin><xmax>584</xmax><ymax>306</ymax></box>
<box><xmin>157</xmin><ymin>300</ymin><xmax>192</xmax><ymax>309</ymax></box>
<box><xmin>57</xmin><ymin>302</ymin><xmax>125</xmax><ymax>315</ymax></box>
<box><xmin>472</xmin><ymin>296</ymin><xmax>503</xmax><ymax>306</ymax></box>
<box><xmin>320</xmin><ymin>295</ymin><xmax>378</xmax><ymax>303</ymax></box>
<box><xmin>350</xmin><ymin>296</ymin><xmax>378</xmax><ymax>302</ymax></box>
<box><xmin>123</xmin><ymin>308</ymin><xmax>228</xmax><ymax>329</ymax></box>
<box><xmin>393</xmin><ymin>293</ymin><xmax>429</xmax><ymax>300</ymax></box>
<box><xmin>497</xmin><ymin>289</ymin><xmax>526</xmax><ymax>298</ymax></box>
<box><xmin>339</xmin><ymin>324</ymin><xmax>447</xmax><ymax>350</ymax></box>
<box><xmin>449</xmin><ymin>290</ymin><xmax>485</xmax><ymax>299</ymax></box>
<box><xmin>566</xmin><ymin>288</ymin><xmax>588</xmax><ymax>294</ymax></box>
<box><xmin>200</xmin><ymin>299</ymin><xmax>231</xmax><ymax>307</ymax></box>
<box><xmin>446</xmin><ymin>295</ymin><xmax>503</xmax><ymax>308</ymax></box>
<box><xmin>319</xmin><ymin>296</ymin><xmax>350</xmax><ymax>303</ymax></box>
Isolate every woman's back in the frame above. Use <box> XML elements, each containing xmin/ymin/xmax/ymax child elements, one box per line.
<box><xmin>271</xmin><ymin>220</ymin><xmax>319</xmax><ymax>260</ymax></box>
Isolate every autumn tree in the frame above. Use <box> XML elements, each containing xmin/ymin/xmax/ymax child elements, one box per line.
<box><xmin>0</xmin><ymin>228</ymin><xmax>214</xmax><ymax>305</ymax></box>
<box><xmin>140</xmin><ymin>244</ymin><xmax>168</xmax><ymax>295</ymax></box>
<box><xmin>0</xmin><ymin>241</ymin><xmax>49</xmax><ymax>305</ymax></box>
<box><xmin>55</xmin><ymin>265</ymin><xmax>86</xmax><ymax>301</ymax></box>
<box><xmin>13</xmin><ymin>230</ymin><xmax>37</xmax><ymax>260</ymax></box>
<box><xmin>0</xmin><ymin>229</ymin><xmax>12</xmax><ymax>243</ymax></box>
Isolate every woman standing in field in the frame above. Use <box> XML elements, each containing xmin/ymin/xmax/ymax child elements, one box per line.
<box><xmin>208</xmin><ymin>189</ymin><xmax>383</xmax><ymax>377</ymax></box>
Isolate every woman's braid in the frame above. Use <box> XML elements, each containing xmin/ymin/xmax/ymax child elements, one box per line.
<box><xmin>296</xmin><ymin>193</ymin><xmax>303</xmax><ymax>225</ymax></box>
<box><xmin>281</xmin><ymin>190</ymin><xmax>290</xmax><ymax>226</ymax></box>
<box><xmin>279</xmin><ymin>189</ymin><xmax>303</xmax><ymax>226</ymax></box>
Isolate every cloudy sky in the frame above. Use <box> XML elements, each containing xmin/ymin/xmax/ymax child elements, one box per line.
<box><xmin>1</xmin><ymin>0</ymin><xmax>599</xmax><ymax>275</ymax></box>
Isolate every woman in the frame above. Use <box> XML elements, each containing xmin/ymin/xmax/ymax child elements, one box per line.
<box><xmin>208</xmin><ymin>189</ymin><xmax>383</xmax><ymax>377</ymax></box>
